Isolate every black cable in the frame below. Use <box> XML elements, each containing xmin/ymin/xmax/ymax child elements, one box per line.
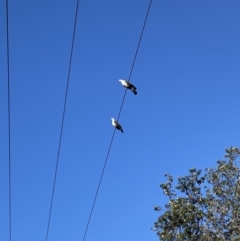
<box><xmin>45</xmin><ymin>0</ymin><xmax>80</xmax><ymax>240</ymax></box>
<box><xmin>117</xmin><ymin>0</ymin><xmax>153</xmax><ymax>120</ymax></box>
<box><xmin>81</xmin><ymin>129</ymin><xmax>116</xmax><ymax>241</ymax></box>
<box><xmin>81</xmin><ymin>1</ymin><xmax>153</xmax><ymax>240</ymax></box>
<box><xmin>6</xmin><ymin>0</ymin><xmax>12</xmax><ymax>240</ymax></box>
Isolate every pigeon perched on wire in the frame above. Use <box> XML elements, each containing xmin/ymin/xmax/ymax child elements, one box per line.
<box><xmin>111</xmin><ymin>118</ymin><xmax>124</xmax><ymax>133</ymax></box>
<box><xmin>119</xmin><ymin>79</ymin><xmax>137</xmax><ymax>95</ymax></box>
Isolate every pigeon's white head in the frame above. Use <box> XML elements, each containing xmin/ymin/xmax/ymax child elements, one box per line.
<box><xmin>111</xmin><ymin>118</ymin><xmax>115</xmax><ymax>121</ymax></box>
<box><xmin>119</xmin><ymin>79</ymin><xmax>129</xmax><ymax>87</ymax></box>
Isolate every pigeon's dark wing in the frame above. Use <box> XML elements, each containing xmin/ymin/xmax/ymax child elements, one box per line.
<box><xmin>129</xmin><ymin>83</ymin><xmax>137</xmax><ymax>90</ymax></box>
<box><xmin>116</xmin><ymin>122</ymin><xmax>124</xmax><ymax>133</ymax></box>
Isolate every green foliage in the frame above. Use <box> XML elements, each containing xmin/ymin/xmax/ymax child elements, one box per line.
<box><xmin>153</xmin><ymin>147</ymin><xmax>240</xmax><ymax>241</ymax></box>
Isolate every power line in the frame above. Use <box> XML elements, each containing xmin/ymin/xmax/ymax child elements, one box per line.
<box><xmin>81</xmin><ymin>129</ymin><xmax>116</xmax><ymax>241</ymax></box>
<box><xmin>117</xmin><ymin>0</ymin><xmax>152</xmax><ymax>121</ymax></box>
<box><xmin>81</xmin><ymin>1</ymin><xmax>153</xmax><ymax>240</ymax></box>
<box><xmin>45</xmin><ymin>0</ymin><xmax>80</xmax><ymax>240</ymax></box>
<box><xmin>6</xmin><ymin>0</ymin><xmax>12</xmax><ymax>240</ymax></box>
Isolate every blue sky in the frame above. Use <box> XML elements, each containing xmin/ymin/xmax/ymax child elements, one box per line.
<box><xmin>1</xmin><ymin>0</ymin><xmax>240</xmax><ymax>240</ymax></box>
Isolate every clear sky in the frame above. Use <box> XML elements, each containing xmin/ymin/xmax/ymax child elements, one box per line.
<box><xmin>1</xmin><ymin>0</ymin><xmax>240</xmax><ymax>240</ymax></box>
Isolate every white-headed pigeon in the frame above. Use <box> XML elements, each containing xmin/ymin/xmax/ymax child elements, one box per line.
<box><xmin>119</xmin><ymin>79</ymin><xmax>137</xmax><ymax>95</ymax></box>
<box><xmin>111</xmin><ymin>118</ymin><xmax>123</xmax><ymax>133</ymax></box>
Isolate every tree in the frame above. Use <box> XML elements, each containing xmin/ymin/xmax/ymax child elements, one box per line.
<box><xmin>153</xmin><ymin>147</ymin><xmax>240</xmax><ymax>241</ymax></box>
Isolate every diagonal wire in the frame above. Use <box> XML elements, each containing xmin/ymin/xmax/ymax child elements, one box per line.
<box><xmin>81</xmin><ymin>129</ymin><xmax>116</xmax><ymax>241</ymax></box>
<box><xmin>6</xmin><ymin>0</ymin><xmax>12</xmax><ymax>240</ymax></box>
<box><xmin>45</xmin><ymin>0</ymin><xmax>80</xmax><ymax>240</ymax></box>
<box><xmin>117</xmin><ymin>0</ymin><xmax>153</xmax><ymax>120</ymax></box>
<box><xmin>81</xmin><ymin>1</ymin><xmax>153</xmax><ymax>240</ymax></box>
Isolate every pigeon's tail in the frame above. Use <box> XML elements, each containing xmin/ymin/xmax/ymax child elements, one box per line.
<box><xmin>131</xmin><ymin>88</ymin><xmax>137</xmax><ymax>95</ymax></box>
<box><xmin>120</xmin><ymin>128</ymin><xmax>124</xmax><ymax>133</ymax></box>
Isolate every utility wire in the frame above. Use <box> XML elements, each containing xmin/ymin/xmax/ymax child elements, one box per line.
<box><xmin>81</xmin><ymin>1</ymin><xmax>153</xmax><ymax>240</ymax></box>
<box><xmin>6</xmin><ymin>0</ymin><xmax>12</xmax><ymax>240</ymax></box>
<box><xmin>117</xmin><ymin>0</ymin><xmax>152</xmax><ymax>120</ymax></box>
<box><xmin>45</xmin><ymin>0</ymin><xmax>80</xmax><ymax>240</ymax></box>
